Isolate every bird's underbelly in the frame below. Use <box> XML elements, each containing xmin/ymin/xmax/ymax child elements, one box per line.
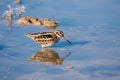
<box><xmin>36</xmin><ymin>38</ymin><xmax>59</xmax><ymax>47</ymax></box>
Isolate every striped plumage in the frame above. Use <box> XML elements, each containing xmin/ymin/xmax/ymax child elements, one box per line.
<box><xmin>26</xmin><ymin>30</ymin><xmax>71</xmax><ymax>48</ymax></box>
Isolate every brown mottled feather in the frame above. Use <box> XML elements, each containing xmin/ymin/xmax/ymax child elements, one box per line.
<box><xmin>26</xmin><ymin>30</ymin><xmax>71</xmax><ymax>48</ymax></box>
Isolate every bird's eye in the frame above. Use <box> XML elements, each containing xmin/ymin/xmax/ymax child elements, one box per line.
<box><xmin>56</xmin><ymin>32</ymin><xmax>59</xmax><ymax>34</ymax></box>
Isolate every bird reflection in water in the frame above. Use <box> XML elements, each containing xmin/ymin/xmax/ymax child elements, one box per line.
<box><xmin>29</xmin><ymin>49</ymin><xmax>71</xmax><ymax>65</ymax></box>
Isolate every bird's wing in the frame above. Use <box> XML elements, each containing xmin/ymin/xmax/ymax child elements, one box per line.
<box><xmin>33</xmin><ymin>32</ymin><xmax>56</xmax><ymax>41</ymax></box>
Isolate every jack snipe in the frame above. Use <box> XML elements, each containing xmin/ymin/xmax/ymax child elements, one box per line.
<box><xmin>26</xmin><ymin>30</ymin><xmax>71</xmax><ymax>48</ymax></box>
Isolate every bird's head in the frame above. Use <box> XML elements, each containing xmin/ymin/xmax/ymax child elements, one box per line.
<box><xmin>54</xmin><ymin>30</ymin><xmax>71</xmax><ymax>44</ymax></box>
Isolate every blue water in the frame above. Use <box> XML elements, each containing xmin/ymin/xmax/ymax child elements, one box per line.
<box><xmin>0</xmin><ymin>0</ymin><xmax>120</xmax><ymax>80</ymax></box>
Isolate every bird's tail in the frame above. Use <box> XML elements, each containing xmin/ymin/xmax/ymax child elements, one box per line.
<box><xmin>26</xmin><ymin>33</ymin><xmax>34</xmax><ymax>38</ymax></box>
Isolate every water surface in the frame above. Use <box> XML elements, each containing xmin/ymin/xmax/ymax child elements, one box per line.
<box><xmin>0</xmin><ymin>0</ymin><xmax>120</xmax><ymax>80</ymax></box>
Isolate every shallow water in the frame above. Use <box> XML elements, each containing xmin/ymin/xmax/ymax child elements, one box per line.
<box><xmin>0</xmin><ymin>0</ymin><xmax>120</xmax><ymax>80</ymax></box>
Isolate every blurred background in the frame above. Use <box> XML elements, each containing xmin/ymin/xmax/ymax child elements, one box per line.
<box><xmin>0</xmin><ymin>0</ymin><xmax>120</xmax><ymax>80</ymax></box>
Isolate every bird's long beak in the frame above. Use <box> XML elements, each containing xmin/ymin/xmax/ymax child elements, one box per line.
<box><xmin>63</xmin><ymin>37</ymin><xmax>71</xmax><ymax>44</ymax></box>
